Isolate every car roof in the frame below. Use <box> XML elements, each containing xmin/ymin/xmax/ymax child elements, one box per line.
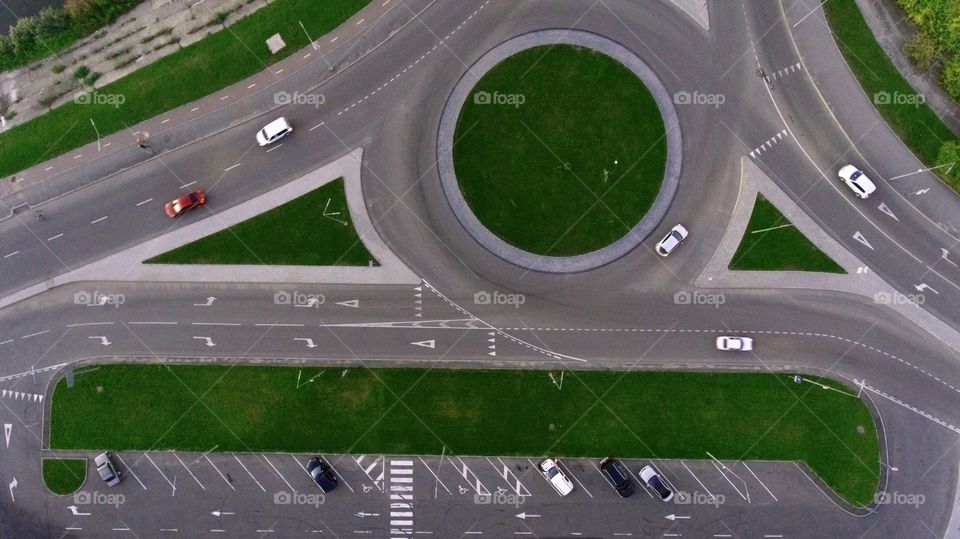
<box><xmin>263</xmin><ymin>117</ymin><xmax>289</xmax><ymax>135</ymax></box>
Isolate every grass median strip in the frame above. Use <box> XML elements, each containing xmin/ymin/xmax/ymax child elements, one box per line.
<box><xmin>42</xmin><ymin>457</ymin><xmax>86</xmax><ymax>496</ymax></box>
<box><xmin>730</xmin><ymin>195</ymin><xmax>845</xmax><ymax>273</ymax></box>
<box><xmin>0</xmin><ymin>0</ymin><xmax>371</xmax><ymax>180</ymax></box>
<box><xmin>51</xmin><ymin>364</ymin><xmax>879</xmax><ymax>506</ymax></box>
<box><xmin>146</xmin><ymin>178</ymin><xmax>376</xmax><ymax>266</ymax></box>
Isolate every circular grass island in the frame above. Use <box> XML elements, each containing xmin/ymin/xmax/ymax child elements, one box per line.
<box><xmin>452</xmin><ymin>44</ymin><xmax>668</xmax><ymax>257</ymax></box>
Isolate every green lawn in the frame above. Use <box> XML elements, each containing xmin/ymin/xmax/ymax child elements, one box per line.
<box><xmin>824</xmin><ymin>0</ymin><xmax>957</xmax><ymax>175</ymax></box>
<box><xmin>453</xmin><ymin>45</ymin><xmax>668</xmax><ymax>256</ymax></box>
<box><xmin>42</xmin><ymin>458</ymin><xmax>86</xmax><ymax>496</ymax></box>
<box><xmin>146</xmin><ymin>178</ymin><xmax>376</xmax><ymax>265</ymax></box>
<box><xmin>51</xmin><ymin>364</ymin><xmax>879</xmax><ymax>506</ymax></box>
<box><xmin>0</xmin><ymin>0</ymin><xmax>371</xmax><ymax>180</ymax></box>
<box><xmin>730</xmin><ymin>195</ymin><xmax>845</xmax><ymax>273</ymax></box>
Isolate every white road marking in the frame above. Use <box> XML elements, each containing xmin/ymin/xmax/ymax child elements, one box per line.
<box><xmin>680</xmin><ymin>461</ymin><xmax>714</xmax><ymax>499</ymax></box>
<box><xmin>180</xmin><ymin>181</ymin><xmax>196</xmax><ymax>189</ymax></box>
<box><xmin>742</xmin><ymin>462</ymin><xmax>777</xmax><ymax>501</ymax></box>
<box><xmin>356</xmin><ymin>18</ymin><xmax>365</xmax><ymax>25</ymax></box>
<box><xmin>0</xmin><ymin>340</ymin><xmax>12</xmax><ymax>346</ymax></box>
<box><xmin>160</xmin><ymin>119</ymin><xmax>170</xmax><ymax>124</ymax></box>
<box><xmin>129</xmin><ymin>321</ymin><xmax>178</xmax><ymax>325</ymax></box>
<box><xmin>145</xmin><ymin>453</ymin><xmax>176</xmax><ymax>493</ymax></box>
<box><xmin>174</xmin><ymin>452</ymin><xmax>205</xmax><ymax>490</ymax></box>
<box><xmin>4</xmin><ymin>251</ymin><xmax>19</xmax><ymax>258</ymax></box>
<box><xmin>557</xmin><ymin>459</ymin><xmax>592</xmax><ymax>498</ymax></box>
<box><xmin>67</xmin><ymin>322</ymin><xmax>113</xmax><ymax>327</ymax></box>
<box><xmin>309</xmin><ymin>122</ymin><xmax>325</xmax><ymax>131</ymax></box>
<box><xmin>234</xmin><ymin>454</ymin><xmax>266</xmax><ymax>492</ymax></box>
<box><xmin>247</xmin><ymin>84</ymin><xmax>256</xmax><ymax>89</ymax></box>
<box><xmin>45</xmin><ymin>166</ymin><xmax>54</xmax><ymax>171</ymax></box>
<box><xmin>90</xmin><ymin>216</ymin><xmax>108</xmax><ymax>224</ymax></box>
<box><xmin>321</xmin><ymin>453</ymin><xmax>355</xmax><ymax>493</ymax></box>
<box><xmin>205</xmin><ymin>454</ymin><xmax>235</xmax><ymax>490</ymax></box>
<box><xmin>191</xmin><ymin>107</ymin><xmax>200</xmax><ymax>112</ymax></box>
<box><xmin>265</xmin><ymin>143</ymin><xmax>284</xmax><ymax>153</ymax></box>
<box><xmin>21</xmin><ymin>330</ymin><xmax>49</xmax><ymax>339</ymax></box>
<box><xmin>191</xmin><ymin>322</ymin><xmax>241</xmax><ymax>326</ymax></box>
<box><xmin>417</xmin><ymin>456</ymin><xmax>450</xmax><ymax>494</ymax></box>
<box><xmin>47</xmin><ymin>234</ymin><xmax>63</xmax><ymax>241</ymax></box>
<box><xmin>261</xmin><ymin>454</ymin><xmax>297</xmax><ymax>493</ymax></box>
<box><xmin>219</xmin><ymin>95</ymin><xmax>229</xmax><ymax>101</ymax></box>
<box><xmin>114</xmin><ymin>453</ymin><xmax>147</xmax><ymax>490</ymax></box>
<box><xmin>136</xmin><ymin>198</ymin><xmax>153</xmax><ymax>206</ymax></box>
<box><xmin>254</xmin><ymin>323</ymin><xmax>304</xmax><ymax>327</ymax></box>
<box><xmin>224</xmin><ymin>164</ymin><xmax>241</xmax><ymax>172</ymax></box>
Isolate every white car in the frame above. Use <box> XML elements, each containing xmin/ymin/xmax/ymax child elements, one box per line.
<box><xmin>639</xmin><ymin>465</ymin><xmax>673</xmax><ymax>502</ymax></box>
<box><xmin>94</xmin><ymin>452</ymin><xmax>122</xmax><ymax>487</ymax></box>
<box><xmin>716</xmin><ymin>336</ymin><xmax>754</xmax><ymax>351</ymax></box>
<box><xmin>256</xmin><ymin>117</ymin><xmax>293</xmax><ymax>146</ymax></box>
<box><xmin>655</xmin><ymin>224</ymin><xmax>689</xmax><ymax>257</ymax></box>
<box><xmin>838</xmin><ymin>165</ymin><xmax>876</xmax><ymax>199</ymax></box>
<box><xmin>538</xmin><ymin>458</ymin><xmax>574</xmax><ymax>496</ymax></box>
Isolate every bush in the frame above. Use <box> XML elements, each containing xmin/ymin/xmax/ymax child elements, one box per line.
<box><xmin>84</xmin><ymin>72</ymin><xmax>100</xmax><ymax>86</ymax></box>
<box><xmin>52</xmin><ymin>63</ymin><xmax>66</xmax><ymax>74</ymax></box>
<box><xmin>943</xmin><ymin>54</ymin><xmax>960</xmax><ymax>100</ymax></box>
<box><xmin>72</xmin><ymin>65</ymin><xmax>90</xmax><ymax>80</ymax></box>
<box><xmin>937</xmin><ymin>140</ymin><xmax>960</xmax><ymax>187</ymax></box>
<box><xmin>905</xmin><ymin>30</ymin><xmax>940</xmax><ymax>71</ymax></box>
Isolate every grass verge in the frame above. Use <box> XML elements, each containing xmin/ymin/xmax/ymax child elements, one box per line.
<box><xmin>453</xmin><ymin>45</ymin><xmax>668</xmax><ymax>256</ymax></box>
<box><xmin>51</xmin><ymin>364</ymin><xmax>879</xmax><ymax>506</ymax></box>
<box><xmin>730</xmin><ymin>195</ymin><xmax>845</xmax><ymax>273</ymax></box>
<box><xmin>0</xmin><ymin>0</ymin><xmax>371</xmax><ymax>180</ymax></box>
<box><xmin>146</xmin><ymin>178</ymin><xmax>377</xmax><ymax>266</ymax></box>
<box><xmin>823</xmin><ymin>0</ymin><xmax>957</xmax><ymax>184</ymax></box>
<box><xmin>42</xmin><ymin>458</ymin><xmax>86</xmax><ymax>496</ymax></box>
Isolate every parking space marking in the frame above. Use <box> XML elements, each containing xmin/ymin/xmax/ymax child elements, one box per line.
<box><xmin>173</xmin><ymin>452</ymin><xmax>205</xmax><ymax>490</ymax></box>
<box><xmin>114</xmin><ymin>453</ymin><xmax>147</xmax><ymax>490</ymax></box>
<box><xmin>355</xmin><ymin>454</ymin><xmax>385</xmax><ymax>492</ymax></box>
<box><xmin>261</xmin><ymin>454</ymin><xmax>297</xmax><ymax>493</ymax></box>
<box><xmin>707</xmin><ymin>453</ymin><xmax>748</xmax><ymax>502</ymax></box>
<box><xmin>488</xmin><ymin>458</ymin><xmax>531</xmax><ymax>497</ymax></box>
<box><xmin>321</xmin><ymin>453</ymin><xmax>356</xmax><ymax>493</ymax></box>
<box><xmin>648</xmin><ymin>461</ymin><xmax>682</xmax><ymax>497</ymax></box>
<box><xmin>455</xmin><ymin>457</ymin><xmax>490</xmax><ymax>496</ymax></box>
<box><xmin>680</xmin><ymin>460</ymin><xmax>714</xmax><ymax>499</ymax></box>
<box><xmin>628</xmin><ymin>465</ymin><xmax>654</xmax><ymax>498</ymax></box>
<box><xmin>144</xmin><ymin>453</ymin><xmax>176</xmax><ymax>494</ymax></box>
<box><xmin>417</xmin><ymin>456</ymin><xmax>451</xmax><ymax>495</ymax></box>
<box><xmin>205</xmin><ymin>454</ymin><xmax>236</xmax><ymax>491</ymax></box>
<box><xmin>742</xmin><ymin>463</ymin><xmax>777</xmax><ymax>502</ymax></box>
<box><xmin>234</xmin><ymin>454</ymin><xmax>266</xmax><ymax>492</ymax></box>
<box><xmin>556</xmin><ymin>460</ymin><xmax>592</xmax><ymax>498</ymax></box>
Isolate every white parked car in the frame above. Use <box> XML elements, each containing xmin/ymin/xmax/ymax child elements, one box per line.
<box><xmin>838</xmin><ymin>165</ymin><xmax>876</xmax><ymax>199</ymax></box>
<box><xmin>256</xmin><ymin>117</ymin><xmax>293</xmax><ymax>146</ymax></box>
<box><xmin>716</xmin><ymin>336</ymin><xmax>754</xmax><ymax>351</ymax></box>
<box><xmin>94</xmin><ymin>452</ymin><xmax>122</xmax><ymax>487</ymax></box>
<box><xmin>655</xmin><ymin>224</ymin><xmax>689</xmax><ymax>257</ymax></box>
<box><xmin>639</xmin><ymin>464</ymin><xmax>673</xmax><ymax>502</ymax></box>
<box><xmin>538</xmin><ymin>458</ymin><xmax>574</xmax><ymax>496</ymax></box>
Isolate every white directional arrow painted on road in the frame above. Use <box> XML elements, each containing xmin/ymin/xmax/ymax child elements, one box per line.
<box><xmin>194</xmin><ymin>297</ymin><xmax>217</xmax><ymax>307</ymax></box>
<box><xmin>193</xmin><ymin>336</ymin><xmax>216</xmax><ymax>347</ymax></box>
<box><xmin>8</xmin><ymin>478</ymin><xmax>15</xmax><ymax>502</ymax></box>
<box><xmin>411</xmin><ymin>339</ymin><xmax>436</xmax><ymax>349</ymax></box>
<box><xmin>877</xmin><ymin>202</ymin><xmax>899</xmax><ymax>221</ymax></box>
<box><xmin>515</xmin><ymin>512</ymin><xmax>541</xmax><ymax>520</ymax></box>
<box><xmin>211</xmin><ymin>510</ymin><xmax>234</xmax><ymax>517</ymax></box>
<box><xmin>68</xmin><ymin>505</ymin><xmax>90</xmax><ymax>516</ymax></box>
<box><xmin>915</xmin><ymin>283</ymin><xmax>940</xmax><ymax>295</ymax></box>
<box><xmin>665</xmin><ymin>514</ymin><xmax>691</xmax><ymax>521</ymax></box>
<box><xmin>911</xmin><ymin>188</ymin><xmax>931</xmax><ymax>196</ymax></box>
<box><xmin>354</xmin><ymin>511</ymin><xmax>380</xmax><ymax>518</ymax></box>
<box><xmin>852</xmin><ymin>231</ymin><xmax>874</xmax><ymax>250</ymax></box>
<box><xmin>336</xmin><ymin>300</ymin><xmax>359</xmax><ymax>308</ymax></box>
<box><xmin>294</xmin><ymin>338</ymin><xmax>318</xmax><ymax>348</ymax></box>
<box><xmin>88</xmin><ymin>336</ymin><xmax>111</xmax><ymax>346</ymax></box>
<box><xmin>3</xmin><ymin>424</ymin><xmax>10</xmax><ymax>448</ymax></box>
<box><xmin>942</xmin><ymin>249</ymin><xmax>958</xmax><ymax>268</ymax></box>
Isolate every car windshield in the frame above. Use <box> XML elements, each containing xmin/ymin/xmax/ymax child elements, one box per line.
<box><xmin>97</xmin><ymin>465</ymin><xmax>114</xmax><ymax>479</ymax></box>
<box><xmin>189</xmin><ymin>193</ymin><xmax>198</xmax><ymax>203</ymax></box>
<box><xmin>650</xmin><ymin>476</ymin><xmax>670</xmax><ymax>497</ymax></box>
<box><xmin>547</xmin><ymin>468</ymin><xmax>558</xmax><ymax>479</ymax></box>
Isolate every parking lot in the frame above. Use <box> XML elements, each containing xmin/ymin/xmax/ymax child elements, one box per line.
<box><xmin>50</xmin><ymin>450</ymin><xmax>858</xmax><ymax>537</ymax></box>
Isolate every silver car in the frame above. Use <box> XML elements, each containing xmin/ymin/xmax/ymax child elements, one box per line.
<box><xmin>94</xmin><ymin>452</ymin><xmax>122</xmax><ymax>487</ymax></box>
<box><xmin>656</xmin><ymin>224</ymin><xmax>689</xmax><ymax>257</ymax></box>
<box><xmin>838</xmin><ymin>165</ymin><xmax>877</xmax><ymax>199</ymax></box>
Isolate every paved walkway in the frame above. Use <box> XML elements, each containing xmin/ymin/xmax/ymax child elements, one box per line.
<box><xmin>698</xmin><ymin>157</ymin><xmax>960</xmax><ymax>353</ymax></box>
<box><xmin>0</xmin><ymin>148</ymin><xmax>420</xmax><ymax>309</ymax></box>
<box><xmin>437</xmin><ymin>29</ymin><xmax>682</xmax><ymax>273</ymax></box>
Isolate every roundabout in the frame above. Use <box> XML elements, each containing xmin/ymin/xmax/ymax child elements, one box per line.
<box><xmin>437</xmin><ymin>29</ymin><xmax>683</xmax><ymax>273</ymax></box>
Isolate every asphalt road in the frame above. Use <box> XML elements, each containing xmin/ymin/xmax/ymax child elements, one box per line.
<box><xmin>0</xmin><ymin>0</ymin><xmax>959</xmax><ymax>537</ymax></box>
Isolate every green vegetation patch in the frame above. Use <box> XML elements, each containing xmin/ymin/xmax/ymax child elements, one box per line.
<box><xmin>453</xmin><ymin>45</ymin><xmax>668</xmax><ymax>256</ymax></box>
<box><xmin>824</xmin><ymin>0</ymin><xmax>959</xmax><ymax>190</ymax></box>
<box><xmin>51</xmin><ymin>365</ymin><xmax>879</xmax><ymax>506</ymax></box>
<box><xmin>147</xmin><ymin>178</ymin><xmax>376</xmax><ymax>266</ymax></box>
<box><xmin>0</xmin><ymin>0</ymin><xmax>371</xmax><ymax>180</ymax></box>
<box><xmin>731</xmin><ymin>195</ymin><xmax>845</xmax><ymax>273</ymax></box>
<box><xmin>42</xmin><ymin>458</ymin><xmax>86</xmax><ymax>496</ymax></box>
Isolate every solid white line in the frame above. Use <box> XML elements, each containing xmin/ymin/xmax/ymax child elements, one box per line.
<box><xmin>742</xmin><ymin>462</ymin><xmax>777</xmax><ymax>501</ymax></box>
<box><xmin>558</xmin><ymin>460</ymin><xmax>592</xmax><ymax>498</ymax></box>
<box><xmin>191</xmin><ymin>322</ymin><xmax>241</xmax><ymax>326</ymax></box>
<box><xmin>160</xmin><ymin>529</ymin><xmax>178</xmax><ymax>532</ymax></box>
<box><xmin>65</xmin><ymin>528</ymin><xmax>82</xmax><ymax>531</ymax></box>
<box><xmin>224</xmin><ymin>164</ymin><xmax>241</xmax><ymax>171</ymax></box>
<box><xmin>0</xmin><ymin>340</ymin><xmax>12</xmax><ymax>346</ymax></box>
<box><xmin>145</xmin><ymin>453</ymin><xmax>176</xmax><ymax>492</ymax></box>
<box><xmin>792</xmin><ymin>0</ymin><xmax>827</xmax><ymax>28</ymax></box>
<box><xmin>136</xmin><ymin>198</ymin><xmax>153</xmax><ymax>206</ymax></box>
<box><xmin>262</xmin><ymin>454</ymin><xmax>297</xmax><ymax>493</ymax></box>
<box><xmin>392</xmin><ymin>460</ymin><xmax>414</xmax><ymax>466</ymax></box>
<box><xmin>4</xmin><ymin>251</ymin><xmax>19</xmax><ymax>258</ymax></box>
<box><xmin>321</xmin><ymin>453</ymin><xmax>355</xmax><ymax>493</ymax></box>
<box><xmin>114</xmin><ymin>453</ymin><xmax>147</xmax><ymax>490</ymax></box>
<box><xmin>254</xmin><ymin>323</ymin><xmax>304</xmax><ymax>327</ymax></box>
<box><xmin>309</xmin><ymin>122</ymin><xmax>325</xmax><ymax>131</ymax></box>
<box><xmin>66</xmin><ymin>322</ymin><xmax>114</xmax><ymax>327</ymax></box>
<box><xmin>235</xmin><ymin>454</ymin><xmax>266</xmax><ymax>492</ymax></box>
<box><xmin>205</xmin><ymin>454</ymin><xmax>236</xmax><ymax>490</ymax></box>
<box><xmin>47</xmin><ymin>234</ymin><xmax>63</xmax><ymax>241</ymax></box>
<box><xmin>680</xmin><ymin>461</ymin><xmax>714</xmax><ymax>499</ymax></box>
<box><xmin>160</xmin><ymin>119</ymin><xmax>170</xmax><ymax>124</ymax></box>
<box><xmin>174</xmin><ymin>452</ymin><xmax>205</xmax><ymax>490</ymax></box>
<box><xmin>21</xmin><ymin>330</ymin><xmax>49</xmax><ymax>339</ymax></box>
<box><xmin>90</xmin><ymin>216</ymin><xmax>108</xmax><ymax>224</ymax></box>
<box><xmin>180</xmin><ymin>181</ymin><xmax>197</xmax><ymax>189</ymax></box>
<box><xmin>417</xmin><ymin>456</ymin><xmax>451</xmax><ymax>494</ymax></box>
<box><xmin>129</xmin><ymin>321</ymin><xmax>177</xmax><ymax>325</ymax></box>
<box><xmin>711</xmin><ymin>461</ymin><xmax>747</xmax><ymax>501</ymax></box>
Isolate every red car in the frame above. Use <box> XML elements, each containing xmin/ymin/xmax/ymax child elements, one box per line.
<box><xmin>164</xmin><ymin>189</ymin><xmax>206</xmax><ymax>217</ymax></box>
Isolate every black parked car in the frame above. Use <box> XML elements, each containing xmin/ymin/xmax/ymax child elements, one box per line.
<box><xmin>307</xmin><ymin>457</ymin><xmax>338</xmax><ymax>492</ymax></box>
<box><xmin>598</xmin><ymin>457</ymin><xmax>635</xmax><ymax>497</ymax></box>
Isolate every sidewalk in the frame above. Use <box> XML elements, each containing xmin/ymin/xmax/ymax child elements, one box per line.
<box><xmin>783</xmin><ymin>0</ymin><xmax>960</xmax><ymax>237</ymax></box>
<box><xmin>0</xmin><ymin>0</ymin><xmax>434</xmax><ymax>218</ymax></box>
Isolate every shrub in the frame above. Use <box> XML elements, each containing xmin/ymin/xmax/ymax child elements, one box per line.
<box><xmin>937</xmin><ymin>140</ymin><xmax>960</xmax><ymax>187</ymax></box>
<box><xmin>905</xmin><ymin>30</ymin><xmax>940</xmax><ymax>71</ymax></box>
<box><xmin>52</xmin><ymin>63</ymin><xmax>67</xmax><ymax>74</ymax></box>
<box><xmin>943</xmin><ymin>54</ymin><xmax>960</xmax><ymax>100</ymax></box>
<box><xmin>84</xmin><ymin>72</ymin><xmax>101</xmax><ymax>86</ymax></box>
<box><xmin>213</xmin><ymin>12</ymin><xmax>230</xmax><ymax>25</ymax></box>
<box><xmin>72</xmin><ymin>65</ymin><xmax>90</xmax><ymax>80</ymax></box>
